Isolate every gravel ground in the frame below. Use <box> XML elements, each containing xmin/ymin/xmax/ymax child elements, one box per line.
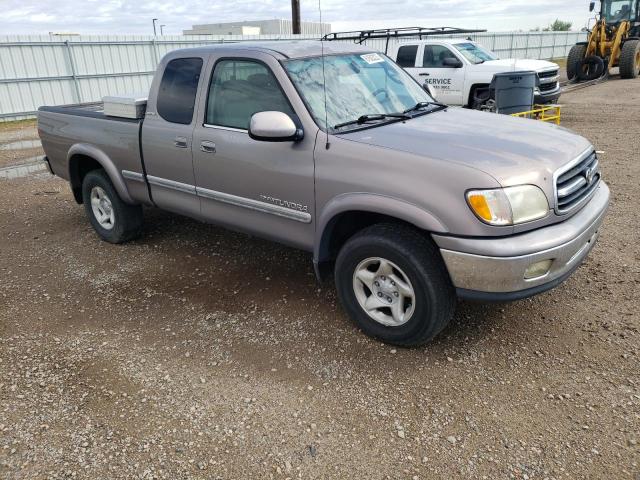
<box><xmin>1</xmin><ymin>78</ymin><xmax>639</xmax><ymax>480</ymax></box>
<box><xmin>0</xmin><ymin>121</ymin><xmax>42</xmax><ymax>168</ymax></box>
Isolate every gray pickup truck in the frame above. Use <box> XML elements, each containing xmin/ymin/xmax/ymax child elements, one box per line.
<box><xmin>38</xmin><ymin>41</ymin><xmax>609</xmax><ymax>346</ymax></box>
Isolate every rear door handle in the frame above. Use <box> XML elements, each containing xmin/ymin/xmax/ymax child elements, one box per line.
<box><xmin>200</xmin><ymin>141</ymin><xmax>216</xmax><ymax>154</ymax></box>
<box><xmin>419</xmin><ymin>73</ymin><xmax>430</xmax><ymax>76</ymax></box>
<box><xmin>174</xmin><ymin>136</ymin><xmax>188</xmax><ymax>148</ymax></box>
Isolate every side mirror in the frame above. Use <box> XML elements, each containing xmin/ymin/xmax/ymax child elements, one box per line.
<box><xmin>442</xmin><ymin>57</ymin><xmax>463</xmax><ymax>68</ymax></box>
<box><xmin>589</xmin><ymin>1</ymin><xmax>595</xmax><ymax>12</ymax></box>
<box><xmin>248</xmin><ymin>111</ymin><xmax>303</xmax><ymax>142</ymax></box>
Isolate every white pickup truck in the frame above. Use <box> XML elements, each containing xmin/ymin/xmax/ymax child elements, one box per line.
<box><xmin>388</xmin><ymin>39</ymin><xmax>561</xmax><ymax>109</ymax></box>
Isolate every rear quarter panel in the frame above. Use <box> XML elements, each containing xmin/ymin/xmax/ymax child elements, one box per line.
<box><xmin>38</xmin><ymin>109</ymin><xmax>150</xmax><ymax>204</ymax></box>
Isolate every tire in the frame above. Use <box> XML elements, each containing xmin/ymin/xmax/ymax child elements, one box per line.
<box><xmin>334</xmin><ymin>223</ymin><xmax>456</xmax><ymax>347</ymax></box>
<box><xmin>81</xmin><ymin>169</ymin><xmax>143</xmax><ymax>243</ymax></box>
<box><xmin>470</xmin><ymin>85</ymin><xmax>492</xmax><ymax>111</ymax></box>
<box><xmin>578</xmin><ymin>55</ymin><xmax>605</xmax><ymax>81</ymax></box>
<box><xmin>620</xmin><ymin>39</ymin><xmax>640</xmax><ymax>79</ymax></box>
<box><xmin>567</xmin><ymin>44</ymin><xmax>587</xmax><ymax>81</ymax></box>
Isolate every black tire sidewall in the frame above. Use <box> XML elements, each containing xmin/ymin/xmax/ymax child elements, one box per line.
<box><xmin>578</xmin><ymin>55</ymin><xmax>605</xmax><ymax>81</ymax></box>
<box><xmin>567</xmin><ymin>45</ymin><xmax>587</xmax><ymax>80</ymax></box>
<box><xmin>81</xmin><ymin>170</ymin><xmax>129</xmax><ymax>243</ymax></box>
<box><xmin>335</xmin><ymin>230</ymin><xmax>453</xmax><ymax>346</ymax></box>
<box><xmin>620</xmin><ymin>40</ymin><xmax>640</xmax><ymax>78</ymax></box>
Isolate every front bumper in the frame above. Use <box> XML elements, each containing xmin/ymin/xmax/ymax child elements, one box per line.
<box><xmin>534</xmin><ymin>85</ymin><xmax>561</xmax><ymax>105</ymax></box>
<box><xmin>433</xmin><ymin>182</ymin><xmax>609</xmax><ymax>302</ymax></box>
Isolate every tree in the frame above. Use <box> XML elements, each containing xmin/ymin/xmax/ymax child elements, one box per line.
<box><xmin>544</xmin><ymin>19</ymin><xmax>573</xmax><ymax>31</ymax></box>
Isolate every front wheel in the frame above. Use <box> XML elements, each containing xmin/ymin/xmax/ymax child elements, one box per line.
<box><xmin>335</xmin><ymin>224</ymin><xmax>456</xmax><ymax>346</ymax></box>
<box><xmin>567</xmin><ymin>44</ymin><xmax>587</xmax><ymax>81</ymax></box>
<box><xmin>620</xmin><ymin>40</ymin><xmax>640</xmax><ymax>79</ymax></box>
<box><xmin>81</xmin><ymin>169</ymin><xmax>143</xmax><ymax>243</ymax></box>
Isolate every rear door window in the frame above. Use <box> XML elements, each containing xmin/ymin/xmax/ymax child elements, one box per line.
<box><xmin>157</xmin><ymin>57</ymin><xmax>203</xmax><ymax>124</ymax></box>
<box><xmin>396</xmin><ymin>45</ymin><xmax>418</xmax><ymax>67</ymax></box>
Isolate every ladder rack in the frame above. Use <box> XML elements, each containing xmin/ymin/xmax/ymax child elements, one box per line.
<box><xmin>322</xmin><ymin>27</ymin><xmax>487</xmax><ymax>53</ymax></box>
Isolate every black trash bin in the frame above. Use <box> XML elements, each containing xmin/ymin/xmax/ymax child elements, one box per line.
<box><xmin>490</xmin><ymin>71</ymin><xmax>538</xmax><ymax>115</ymax></box>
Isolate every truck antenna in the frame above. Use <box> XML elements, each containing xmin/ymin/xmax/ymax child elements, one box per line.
<box><xmin>319</xmin><ymin>0</ymin><xmax>330</xmax><ymax>149</ymax></box>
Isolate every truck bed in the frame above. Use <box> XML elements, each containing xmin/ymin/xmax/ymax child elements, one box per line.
<box><xmin>39</xmin><ymin>102</ymin><xmax>142</xmax><ymax>123</ymax></box>
<box><xmin>38</xmin><ymin>102</ymin><xmax>150</xmax><ymax>205</ymax></box>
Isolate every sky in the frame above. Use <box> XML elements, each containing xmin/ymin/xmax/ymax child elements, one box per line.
<box><xmin>1</xmin><ymin>0</ymin><xmax>595</xmax><ymax>35</ymax></box>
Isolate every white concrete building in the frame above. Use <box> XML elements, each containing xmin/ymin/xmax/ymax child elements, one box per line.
<box><xmin>183</xmin><ymin>19</ymin><xmax>331</xmax><ymax>36</ymax></box>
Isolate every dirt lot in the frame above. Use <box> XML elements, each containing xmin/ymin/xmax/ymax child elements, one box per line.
<box><xmin>0</xmin><ymin>120</ymin><xmax>42</xmax><ymax>169</ymax></box>
<box><xmin>1</xmin><ymin>78</ymin><xmax>639</xmax><ymax>480</ymax></box>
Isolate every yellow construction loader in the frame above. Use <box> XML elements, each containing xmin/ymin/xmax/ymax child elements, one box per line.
<box><xmin>567</xmin><ymin>0</ymin><xmax>640</xmax><ymax>81</ymax></box>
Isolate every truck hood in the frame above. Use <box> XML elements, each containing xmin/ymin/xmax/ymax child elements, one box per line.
<box><xmin>339</xmin><ymin>107</ymin><xmax>592</xmax><ymax>191</ymax></box>
<box><xmin>479</xmin><ymin>58</ymin><xmax>559</xmax><ymax>73</ymax></box>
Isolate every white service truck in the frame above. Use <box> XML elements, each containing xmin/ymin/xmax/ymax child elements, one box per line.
<box><xmin>388</xmin><ymin>39</ymin><xmax>561</xmax><ymax>109</ymax></box>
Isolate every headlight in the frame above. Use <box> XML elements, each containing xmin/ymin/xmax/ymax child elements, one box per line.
<box><xmin>466</xmin><ymin>185</ymin><xmax>549</xmax><ymax>225</ymax></box>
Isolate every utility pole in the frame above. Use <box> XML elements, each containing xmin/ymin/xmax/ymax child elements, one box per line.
<box><xmin>152</xmin><ymin>18</ymin><xmax>158</xmax><ymax>36</ymax></box>
<box><xmin>291</xmin><ymin>0</ymin><xmax>301</xmax><ymax>34</ymax></box>
<box><xmin>160</xmin><ymin>24</ymin><xmax>166</xmax><ymax>35</ymax></box>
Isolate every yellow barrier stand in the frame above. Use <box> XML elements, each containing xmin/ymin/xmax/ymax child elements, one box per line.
<box><xmin>511</xmin><ymin>105</ymin><xmax>562</xmax><ymax>125</ymax></box>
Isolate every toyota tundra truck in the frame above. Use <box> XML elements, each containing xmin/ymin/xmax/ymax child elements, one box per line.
<box><xmin>389</xmin><ymin>39</ymin><xmax>562</xmax><ymax>108</ymax></box>
<box><xmin>38</xmin><ymin>41</ymin><xmax>609</xmax><ymax>346</ymax></box>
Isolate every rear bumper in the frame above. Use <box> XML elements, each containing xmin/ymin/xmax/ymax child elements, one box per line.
<box><xmin>433</xmin><ymin>182</ymin><xmax>609</xmax><ymax>302</ymax></box>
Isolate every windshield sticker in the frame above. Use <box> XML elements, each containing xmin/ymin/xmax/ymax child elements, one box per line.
<box><xmin>360</xmin><ymin>53</ymin><xmax>384</xmax><ymax>64</ymax></box>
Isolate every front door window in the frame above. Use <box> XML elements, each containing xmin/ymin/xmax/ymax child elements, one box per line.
<box><xmin>206</xmin><ymin>59</ymin><xmax>295</xmax><ymax>130</ymax></box>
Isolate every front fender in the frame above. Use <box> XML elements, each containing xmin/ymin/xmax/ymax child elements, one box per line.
<box><xmin>67</xmin><ymin>143</ymin><xmax>134</xmax><ymax>204</ymax></box>
<box><xmin>314</xmin><ymin>192</ymin><xmax>448</xmax><ymax>263</ymax></box>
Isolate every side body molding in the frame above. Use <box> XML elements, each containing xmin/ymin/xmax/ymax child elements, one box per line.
<box><xmin>314</xmin><ymin>192</ymin><xmax>449</xmax><ymax>263</ymax></box>
<box><xmin>67</xmin><ymin>143</ymin><xmax>135</xmax><ymax>204</ymax></box>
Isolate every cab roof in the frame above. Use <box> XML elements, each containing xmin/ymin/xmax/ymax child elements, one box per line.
<box><xmin>171</xmin><ymin>40</ymin><xmax>373</xmax><ymax>60</ymax></box>
<box><xmin>399</xmin><ymin>38</ymin><xmax>473</xmax><ymax>46</ymax></box>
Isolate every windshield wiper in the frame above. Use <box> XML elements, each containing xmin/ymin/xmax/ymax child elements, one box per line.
<box><xmin>334</xmin><ymin>113</ymin><xmax>410</xmax><ymax>130</ymax></box>
<box><xmin>402</xmin><ymin>101</ymin><xmax>448</xmax><ymax>115</ymax></box>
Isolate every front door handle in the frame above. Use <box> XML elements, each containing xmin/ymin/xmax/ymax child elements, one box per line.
<box><xmin>174</xmin><ymin>136</ymin><xmax>188</xmax><ymax>148</ymax></box>
<box><xmin>419</xmin><ymin>73</ymin><xmax>430</xmax><ymax>76</ymax></box>
<box><xmin>200</xmin><ymin>141</ymin><xmax>216</xmax><ymax>154</ymax></box>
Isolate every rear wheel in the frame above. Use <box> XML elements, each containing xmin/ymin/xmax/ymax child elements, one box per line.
<box><xmin>334</xmin><ymin>223</ymin><xmax>456</xmax><ymax>346</ymax></box>
<box><xmin>620</xmin><ymin>39</ymin><xmax>640</xmax><ymax>79</ymax></box>
<box><xmin>81</xmin><ymin>169</ymin><xmax>143</xmax><ymax>243</ymax></box>
<box><xmin>567</xmin><ymin>44</ymin><xmax>587</xmax><ymax>81</ymax></box>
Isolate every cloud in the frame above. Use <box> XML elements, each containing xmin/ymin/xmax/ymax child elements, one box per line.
<box><xmin>0</xmin><ymin>0</ymin><xmax>593</xmax><ymax>35</ymax></box>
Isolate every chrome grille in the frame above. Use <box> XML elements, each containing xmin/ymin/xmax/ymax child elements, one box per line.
<box><xmin>554</xmin><ymin>150</ymin><xmax>601</xmax><ymax>214</ymax></box>
<box><xmin>537</xmin><ymin>69</ymin><xmax>559</xmax><ymax>94</ymax></box>
<box><xmin>538</xmin><ymin>69</ymin><xmax>559</xmax><ymax>79</ymax></box>
<box><xmin>539</xmin><ymin>82</ymin><xmax>558</xmax><ymax>92</ymax></box>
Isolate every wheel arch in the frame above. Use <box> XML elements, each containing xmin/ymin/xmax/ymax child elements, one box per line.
<box><xmin>313</xmin><ymin>194</ymin><xmax>448</xmax><ymax>280</ymax></box>
<box><xmin>67</xmin><ymin>144</ymin><xmax>134</xmax><ymax>204</ymax></box>
<box><xmin>468</xmin><ymin>83</ymin><xmax>491</xmax><ymax>109</ymax></box>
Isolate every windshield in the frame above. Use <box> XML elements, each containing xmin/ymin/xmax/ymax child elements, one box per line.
<box><xmin>602</xmin><ymin>0</ymin><xmax>637</xmax><ymax>22</ymax></box>
<box><xmin>453</xmin><ymin>42</ymin><xmax>498</xmax><ymax>64</ymax></box>
<box><xmin>283</xmin><ymin>52</ymin><xmax>434</xmax><ymax>132</ymax></box>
